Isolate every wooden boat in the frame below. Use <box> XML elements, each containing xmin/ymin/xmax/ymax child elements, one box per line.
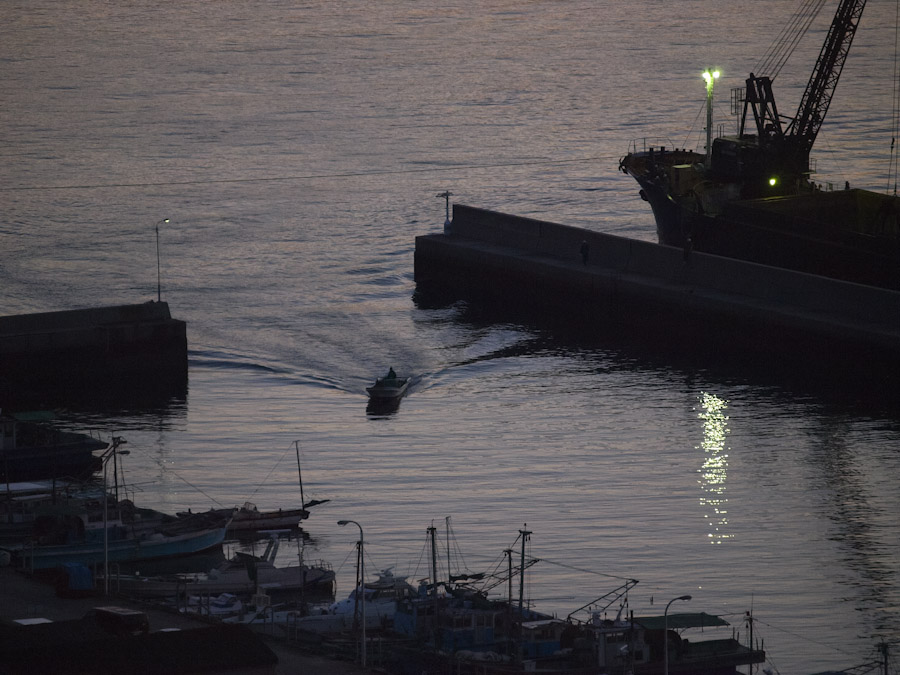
<box><xmin>560</xmin><ymin>609</ymin><xmax>766</xmax><ymax>675</ymax></box>
<box><xmin>366</xmin><ymin>368</ymin><xmax>409</xmax><ymax>401</ymax></box>
<box><xmin>230</xmin><ymin>568</ymin><xmax>415</xmax><ymax>633</ymax></box>
<box><xmin>0</xmin><ymin>412</ymin><xmax>107</xmax><ymax>482</ymax></box>
<box><xmin>1</xmin><ymin>513</ymin><xmax>229</xmax><ymax>571</ymax></box>
<box><xmin>0</xmin><ymin>489</ymin><xmax>230</xmax><ymax>571</ymax></box>
<box><xmin>0</xmin><ymin>480</ymin><xmax>73</xmax><ymax>543</ymax></box>
<box><xmin>105</xmin><ymin>535</ymin><xmax>335</xmax><ymax>599</ymax></box>
<box><xmin>184</xmin><ymin>502</ymin><xmax>311</xmax><ymax>533</ymax></box>
<box><xmin>180</xmin><ymin>441</ymin><xmax>330</xmax><ymax>534</ymax></box>
<box><xmin>228</xmin><ymin>501</ymin><xmax>309</xmax><ymax>531</ymax></box>
<box><xmin>393</xmin><ymin>524</ymin><xmax>765</xmax><ymax>673</ymax></box>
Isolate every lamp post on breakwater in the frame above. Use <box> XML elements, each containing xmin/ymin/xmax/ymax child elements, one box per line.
<box><xmin>155</xmin><ymin>218</ymin><xmax>169</xmax><ymax>303</ymax></box>
<box><xmin>338</xmin><ymin>519</ymin><xmax>365</xmax><ymax>667</ymax></box>
<box><xmin>664</xmin><ymin>594</ymin><xmax>692</xmax><ymax>675</ymax></box>
<box><xmin>436</xmin><ymin>190</ymin><xmax>452</xmax><ymax>233</ymax></box>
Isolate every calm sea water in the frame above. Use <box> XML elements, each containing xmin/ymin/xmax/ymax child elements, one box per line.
<box><xmin>2</xmin><ymin>1</ymin><xmax>899</xmax><ymax>672</ymax></box>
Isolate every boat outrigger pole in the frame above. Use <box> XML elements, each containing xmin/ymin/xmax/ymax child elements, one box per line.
<box><xmin>294</xmin><ymin>440</ymin><xmax>305</xmax><ymax>510</ymax></box>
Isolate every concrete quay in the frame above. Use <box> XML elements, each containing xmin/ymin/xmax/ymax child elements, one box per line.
<box><xmin>414</xmin><ymin>205</ymin><xmax>900</xmax><ymax>389</ymax></box>
<box><xmin>0</xmin><ymin>567</ymin><xmax>377</xmax><ymax>674</ymax></box>
<box><xmin>0</xmin><ymin>301</ymin><xmax>187</xmax><ymax>403</ymax></box>
<box><xmin>0</xmin><ymin>301</ymin><xmax>186</xmax><ymax>360</ymax></box>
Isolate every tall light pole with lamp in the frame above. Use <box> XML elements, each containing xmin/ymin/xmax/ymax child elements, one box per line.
<box><xmin>338</xmin><ymin>519</ymin><xmax>365</xmax><ymax>667</ymax></box>
<box><xmin>155</xmin><ymin>218</ymin><xmax>170</xmax><ymax>303</ymax></box>
<box><xmin>702</xmin><ymin>69</ymin><xmax>720</xmax><ymax>164</ymax></box>
<box><xmin>664</xmin><ymin>594</ymin><xmax>691</xmax><ymax>675</ymax></box>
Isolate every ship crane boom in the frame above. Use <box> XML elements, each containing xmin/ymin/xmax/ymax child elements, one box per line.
<box><xmin>786</xmin><ymin>0</ymin><xmax>867</xmax><ymax>152</ymax></box>
<box><xmin>737</xmin><ymin>0</ymin><xmax>867</xmax><ymax>183</ymax></box>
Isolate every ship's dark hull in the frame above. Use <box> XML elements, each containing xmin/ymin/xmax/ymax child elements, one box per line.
<box><xmin>634</xmin><ymin>177</ymin><xmax>900</xmax><ymax>291</ymax></box>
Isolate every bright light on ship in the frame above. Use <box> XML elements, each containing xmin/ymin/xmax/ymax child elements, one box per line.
<box><xmin>769</xmin><ymin>177</ymin><xmax>778</xmax><ymax>187</ymax></box>
<box><xmin>702</xmin><ymin>69</ymin><xmax>720</xmax><ymax>92</ymax></box>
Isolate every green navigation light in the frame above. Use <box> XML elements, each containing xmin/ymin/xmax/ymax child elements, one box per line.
<box><xmin>769</xmin><ymin>177</ymin><xmax>778</xmax><ymax>187</ymax></box>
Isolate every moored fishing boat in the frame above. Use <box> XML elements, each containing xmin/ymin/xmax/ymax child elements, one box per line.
<box><xmin>0</xmin><ymin>480</ymin><xmax>73</xmax><ymax>543</ymax></box>
<box><xmin>0</xmin><ymin>507</ymin><xmax>229</xmax><ymax>571</ymax></box>
<box><xmin>0</xmin><ymin>412</ymin><xmax>107</xmax><ymax>483</ymax></box>
<box><xmin>105</xmin><ymin>534</ymin><xmax>335</xmax><ymax>599</ymax></box>
<box><xmin>182</xmin><ymin>502</ymin><xmax>312</xmax><ymax>534</ymax></box>
<box><xmin>386</xmin><ymin>522</ymin><xmax>766</xmax><ymax>674</ymax></box>
<box><xmin>1</xmin><ymin>435</ymin><xmax>230</xmax><ymax>573</ymax></box>
<box><xmin>619</xmin><ymin>0</ymin><xmax>900</xmax><ymax>291</ymax></box>
<box><xmin>179</xmin><ymin>440</ymin><xmax>330</xmax><ymax>535</ymax></box>
<box><xmin>230</xmin><ymin>567</ymin><xmax>415</xmax><ymax>633</ymax></box>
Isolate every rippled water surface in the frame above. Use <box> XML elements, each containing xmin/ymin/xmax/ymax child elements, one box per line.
<box><xmin>2</xmin><ymin>1</ymin><xmax>899</xmax><ymax>672</ymax></box>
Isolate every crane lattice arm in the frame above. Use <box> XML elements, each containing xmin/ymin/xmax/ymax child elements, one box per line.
<box><xmin>787</xmin><ymin>0</ymin><xmax>867</xmax><ymax>151</ymax></box>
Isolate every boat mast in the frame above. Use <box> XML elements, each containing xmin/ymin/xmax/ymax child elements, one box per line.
<box><xmin>429</xmin><ymin>524</ymin><xmax>440</xmax><ymax>647</ymax></box>
<box><xmin>506</xmin><ymin>547</ymin><xmax>514</xmax><ymax>656</ymax></box>
<box><xmin>518</xmin><ymin>526</ymin><xmax>531</xmax><ymax>617</ymax></box>
<box><xmin>747</xmin><ymin>610</ymin><xmax>754</xmax><ymax>671</ymax></box>
<box><xmin>517</xmin><ymin>526</ymin><xmax>532</xmax><ymax>664</ymax></box>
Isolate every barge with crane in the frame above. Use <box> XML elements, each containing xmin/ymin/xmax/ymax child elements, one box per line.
<box><xmin>619</xmin><ymin>0</ymin><xmax>900</xmax><ymax>291</ymax></box>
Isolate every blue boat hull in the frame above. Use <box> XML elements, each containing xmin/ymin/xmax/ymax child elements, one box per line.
<box><xmin>4</xmin><ymin>525</ymin><xmax>227</xmax><ymax>571</ymax></box>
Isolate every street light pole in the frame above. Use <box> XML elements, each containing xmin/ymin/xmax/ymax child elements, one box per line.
<box><xmin>664</xmin><ymin>594</ymin><xmax>692</xmax><ymax>675</ymax></box>
<box><xmin>338</xmin><ymin>519</ymin><xmax>365</xmax><ymax>667</ymax></box>
<box><xmin>155</xmin><ymin>218</ymin><xmax>169</xmax><ymax>303</ymax></box>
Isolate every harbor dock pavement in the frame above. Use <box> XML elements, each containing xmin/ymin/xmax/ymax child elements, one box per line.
<box><xmin>0</xmin><ymin>566</ymin><xmax>376</xmax><ymax>674</ymax></box>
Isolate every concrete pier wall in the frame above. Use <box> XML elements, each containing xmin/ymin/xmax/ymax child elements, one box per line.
<box><xmin>415</xmin><ymin>205</ymin><xmax>900</xmax><ymax>364</ymax></box>
<box><xmin>0</xmin><ymin>301</ymin><xmax>187</xmax><ymax>402</ymax></box>
<box><xmin>0</xmin><ymin>302</ymin><xmax>186</xmax><ymax>356</ymax></box>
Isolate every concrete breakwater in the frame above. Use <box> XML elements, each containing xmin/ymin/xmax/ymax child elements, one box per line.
<box><xmin>0</xmin><ymin>301</ymin><xmax>187</xmax><ymax>401</ymax></box>
<box><xmin>414</xmin><ymin>205</ymin><xmax>900</xmax><ymax>385</ymax></box>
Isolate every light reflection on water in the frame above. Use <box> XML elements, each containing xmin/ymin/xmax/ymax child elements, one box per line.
<box><xmin>697</xmin><ymin>392</ymin><xmax>732</xmax><ymax>545</ymax></box>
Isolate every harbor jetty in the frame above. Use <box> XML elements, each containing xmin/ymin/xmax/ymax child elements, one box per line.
<box><xmin>0</xmin><ymin>301</ymin><xmax>187</xmax><ymax>401</ymax></box>
<box><xmin>415</xmin><ymin>205</ymin><xmax>900</xmax><ymax>388</ymax></box>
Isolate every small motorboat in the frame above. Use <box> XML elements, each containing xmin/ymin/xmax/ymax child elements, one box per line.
<box><xmin>366</xmin><ymin>368</ymin><xmax>409</xmax><ymax>401</ymax></box>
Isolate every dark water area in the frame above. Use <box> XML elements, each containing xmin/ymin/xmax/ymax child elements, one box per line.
<box><xmin>2</xmin><ymin>1</ymin><xmax>899</xmax><ymax>672</ymax></box>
